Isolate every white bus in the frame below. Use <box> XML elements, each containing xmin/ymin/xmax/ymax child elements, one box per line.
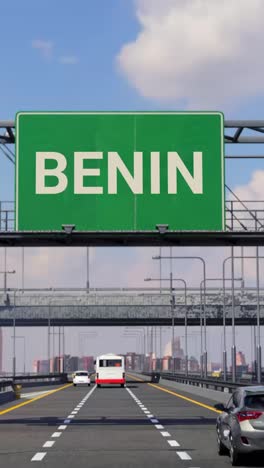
<box><xmin>95</xmin><ymin>354</ymin><xmax>125</xmax><ymax>387</ymax></box>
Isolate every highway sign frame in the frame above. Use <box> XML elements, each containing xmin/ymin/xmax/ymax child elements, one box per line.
<box><xmin>16</xmin><ymin>111</ymin><xmax>225</xmax><ymax>232</ymax></box>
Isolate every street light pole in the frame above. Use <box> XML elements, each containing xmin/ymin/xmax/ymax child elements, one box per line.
<box><xmin>145</xmin><ymin>276</ymin><xmax>187</xmax><ymax>375</ymax></box>
<box><xmin>170</xmin><ymin>272</ymin><xmax>175</xmax><ymax>375</ymax></box>
<box><xmin>223</xmin><ymin>255</ymin><xmax>264</xmax><ymax>383</ymax></box>
<box><xmin>12</xmin><ymin>289</ymin><xmax>17</xmax><ymax>377</ymax></box>
<box><xmin>86</xmin><ymin>247</ymin><xmax>90</xmax><ymax>292</ymax></box>
<box><xmin>256</xmin><ymin>246</ymin><xmax>262</xmax><ymax>383</ymax></box>
<box><xmin>231</xmin><ymin>246</ymin><xmax>236</xmax><ymax>383</ymax></box>
<box><xmin>153</xmin><ymin>255</ymin><xmax>206</xmax><ymax>377</ymax></box>
<box><xmin>13</xmin><ymin>336</ymin><xmax>26</xmax><ymax>374</ymax></box>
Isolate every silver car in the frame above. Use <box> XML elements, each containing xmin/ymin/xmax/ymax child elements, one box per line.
<box><xmin>215</xmin><ymin>386</ymin><xmax>264</xmax><ymax>466</ymax></box>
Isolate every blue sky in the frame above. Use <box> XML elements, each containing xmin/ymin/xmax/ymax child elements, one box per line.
<box><xmin>1</xmin><ymin>0</ymin><xmax>264</xmax><ymax>198</ymax></box>
<box><xmin>1</xmin><ymin>1</ymin><xmax>264</xmax><ymax>369</ymax></box>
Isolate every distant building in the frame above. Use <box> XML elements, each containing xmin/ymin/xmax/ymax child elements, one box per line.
<box><xmin>189</xmin><ymin>356</ymin><xmax>199</xmax><ymax>372</ymax></box>
<box><xmin>49</xmin><ymin>356</ymin><xmax>63</xmax><ymax>373</ymax></box>
<box><xmin>80</xmin><ymin>356</ymin><xmax>94</xmax><ymax>372</ymax></box>
<box><xmin>162</xmin><ymin>356</ymin><xmax>171</xmax><ymax>371</ymax></box>
<box><xmin>33</xmin><ymin>359</ymin><xmax>38</xmax><ymax>373</ymax></box>
<box><xmin>39</xmin><ymin>360</ymin><xmax>49</xmax><ymax>374</ymax></box>
<box><xmin>208</xmin><ymin>362</ymin><xmax>222</xmax><ymax>372</ymax></box>
<box><xmin>65</xmin><ymin>356</ymin><xmax>79</xmax><ymax>372</ymax></box>
<box><xmin>126</xmin><ymin>352</ymin><xmax>136</xmax><ymax>370</ymax></box>
<box><xmin>236</xmin><ymin>351</ymin><xmax>246</xmax><ymax>366</ymax></box>
<box><xmin>164</xmin><ymin>337</ymin><xmax>184</xmax><ymax>359</ymax></box>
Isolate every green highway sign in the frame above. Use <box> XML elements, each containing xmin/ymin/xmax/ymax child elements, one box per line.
<box><xmin>16</xmin><ymin>112</ymin><xmax>224</xmax><ymax>231</ymax></box>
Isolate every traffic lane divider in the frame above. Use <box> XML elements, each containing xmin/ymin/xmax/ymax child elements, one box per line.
<box><xmin>128</xmin><ymin>374</ymin><xmax>221</xmax><ymax>414</ymax></box>
<box><xmin>0</xmin><ymin>383</ymin><xmax>72</xmax><ymax>416</ymax></box>
<box><xmin>148</xmin><ymin>384</ymin><xmax>222</xmax><ymax>414</ymax></box>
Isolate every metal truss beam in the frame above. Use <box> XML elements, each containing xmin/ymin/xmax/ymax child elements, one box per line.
<box><xmin>2</xmin><ymin>120</ymin><xmax>264</xmax><ymax>146</ymax></box>
<box><xmin>0</xmin><ymin>230</ymin><xmax>263</xmax><ymax>246</ymax></box>
<box><xmin>0</xmin><ymin>317</ymin><xmax>263</xmax><ymax>327</ymax></box>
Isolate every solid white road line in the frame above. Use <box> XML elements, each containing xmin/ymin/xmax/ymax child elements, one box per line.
<box><xmin>160</xmin><ymin>431</ymin><xmax>171</xmax><ymax>437</ymax></box>
<box><xmin>168</xmin><ymin>440</ymin><xmax>180</xmax><ymax>447</ymax></box>
<box><xmin>176</xmin><ymin>452</ymin><xmax>192</xmax><ymax>460</ymax></box>
<box><xmin>51</xmin><ymin>432</ymin><xmax>62</xmax><ymax>438</ymax></box>
<box><xmin>43</xmin><ymin>441</ymin><xmax>55</xmax><ymax>448</ymax></box>
<box><xmin>31</xmin><ymin>452</ymin><xmax>46</xmax><ymax>461</ymax></box>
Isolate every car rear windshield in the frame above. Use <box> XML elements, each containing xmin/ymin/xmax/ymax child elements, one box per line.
<box><xmin>75</xmin><ymin>372</ymin><xmax>88</xmax><ymax>376</ymax></box>
<box><xmin>245</xmin><ymin>394</ymin><xmax>264</xmax><ymax>410</ymax></box>
<box><xmin>99</xmin><ymin>359</ymin><xmax>122</xmax><ymax>367</ymax></box>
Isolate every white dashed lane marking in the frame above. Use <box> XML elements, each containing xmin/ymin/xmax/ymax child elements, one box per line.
<box><xmin>43</xmin><ymin>441</ymin><xmax>55</xmax><ymax>448</ymax></box>
<box><xmin>30</xmin><ymin>385</ymin><xmax>96</xmax><ymax>462</ymax></box>
<box><xmin>168</xmin><ymin>440</ymin><xmax>180</xmax><ymax>447</ymax></box>
<box><xmin>177</xmin><ymin>452</ymin><xmax>192</xmax><ymax>460</ymax></box>
<box><xmin>31</xmin><ymin>452</ymin><xmax>46</xmax><ymax>461</ymax></box>
<box><xmin>51</xmin><ymin>432</ymin><xmax>62</xmax><ymax>438</ymax></box>
<box><xmin>126</xmin><ymin>386</ymin><xmax>192</xmax><ymax>462</ymax></box>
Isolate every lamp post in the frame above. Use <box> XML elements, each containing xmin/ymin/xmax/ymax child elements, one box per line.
<box><xmin>223</xmin><ymin>254</ymin><xmax>264</xmax><ymax>383</ymax></box>
<box><xmin>125</xmin><ymin>327</ymin><xmax>146</xmax><ymax>355</ymax></box>
<box><xmin>123</xmin><ymin>332</ymin><xmax>144</xmax><ymax>370</ymax></box>
<box><xmin>200</xmin><ymin>276</ymin><xmax>242</xmax><ymax>380</ymax></box>
<box><xmin>153</xmin><ymin>255</ymin><xmax>206</xmax><ymax>377</ymax></box>
<box><xmin>12</xmin><ymin>289</ymin><xmax>18</xmax><ymax>377</ymax></box>
<box><xmin>0</xmin><ymin>269</ymin><xmax>16</xmax><ymax>293</ymax></box>
<box><xmin>144</xmin><ymin>276</ymin><xmax>188</xmax><ymax>375</ymax></box>
<box><xmin>12</xmin><ymin>335</ymin><xmax>26</xmax><ymax>374</ymax></box>
<box><xmin>86</xmin><ymin>247</ymin><xmax>90</xmax><ymax>292</ymax></box>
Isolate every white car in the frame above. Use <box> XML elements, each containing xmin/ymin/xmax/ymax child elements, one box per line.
<box><xmin>73</xmin><ymin>371</ymin><xmax>91</xmax><ymax>387</ymax></box>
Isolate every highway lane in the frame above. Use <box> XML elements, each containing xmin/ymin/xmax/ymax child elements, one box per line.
<box><xmin>0</xmin><ymin>380</ymin><xmax>263</xmax><ymax>467</ymax></box>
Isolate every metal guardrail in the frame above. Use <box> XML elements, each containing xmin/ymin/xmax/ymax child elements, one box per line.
<box><xmin>142</xmin><ymin>371</ymin><xmax>263</xmax><ymax>393</ymax></box>
<box><xmin>0</xmin><ymin>380</ymin><xmax>13</xmax><ymax>391</ymax></box>
<box><xmin>0</xmin><ymin>373</ymin><xmax>68</xmax><ymax>390</ymax></box>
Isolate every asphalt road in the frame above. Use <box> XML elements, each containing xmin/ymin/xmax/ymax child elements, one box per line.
<box><xmin>0</xmin><ymin>378</ymin><xmax>263</xmax><ymax>467</ymax></box>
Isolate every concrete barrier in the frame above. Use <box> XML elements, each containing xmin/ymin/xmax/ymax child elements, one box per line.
<box><xmin>130</xmin><ymin>372</ymin><xmax>230</xmax><ymax>405</ymax></box>
<box><xmin>0</xmin><ymin>386</ymin><xmax>15</xmax><ymax>405</ymax></box>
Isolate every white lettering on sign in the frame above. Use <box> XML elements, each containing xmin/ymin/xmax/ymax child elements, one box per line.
<box><xmin>108</xmin><ymin>151</ymin><xmax>143</xmax><ymax>194</ymax></box>
<box><xmin>36</xmin><ymin>152</ymin><xmax>68</xmax><ymax>194</ymax></box>
<box><xmin>168</xmin><ymin>151</ymin><xmax>203</xmax><ymax>194</ymax></box>
<box><xmin>150</xmin><ymin>152</ymin><xmax>160</xmax><ymax>194</ymax></box>
<box><xmin>35</xmin><ymin>151</ymin><xmax>203</xmax><ymax>195</ymax></box>
<box><xmin>74</xmin><ymin>152</ymin><xmax>103</xmax><ymax>194</ymax></box>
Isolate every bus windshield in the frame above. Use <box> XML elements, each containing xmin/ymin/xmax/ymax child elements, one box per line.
<box><xmin>99</xmin><ymin>359</ymin><xmax>122</xmax><ymax>367</ymax></box>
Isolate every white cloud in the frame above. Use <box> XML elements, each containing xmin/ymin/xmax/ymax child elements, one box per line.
<box><xmin>233</xmin><ymin>170</ymin><xmax>264</xmax><ymax>202</ymax></box>
<box><xmin>58</xmin><ymin>55</ymin><xmax>79</xmax><ymax>65</ymax></box>
<box><xmin>32</xmin><ymin>39</ymin><xmax>54</xmax><ymax>59</ymax></box>
<box><xmin>117</xmin><ymin>0</ymin><xmax>264</xmax><ymax>108</ymax></box>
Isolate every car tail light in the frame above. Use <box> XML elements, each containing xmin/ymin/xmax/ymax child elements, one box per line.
<box><xmin>237</xmin><ymin>411</ymin><xmax>262</xmax><ymax>422</ymax></box>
